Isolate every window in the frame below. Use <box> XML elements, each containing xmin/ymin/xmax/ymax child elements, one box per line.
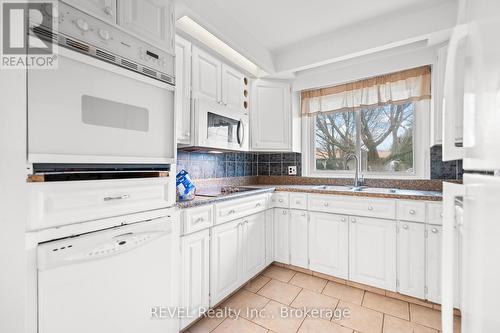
<box><xmin>314</xmin><ymin>102</ymin><xmax>415</xmax><ymax>174</ymax></box>
<box><xmin>301</xmin><ymin>66</ymin><xmax>431</xmax><ymax>179</ymax></box>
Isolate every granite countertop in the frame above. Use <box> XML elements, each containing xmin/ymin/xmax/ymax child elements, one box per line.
<box><xmin>176</xmin><ymin>184</ymin><xmax>442</xmax><ymax>209</ymax></box>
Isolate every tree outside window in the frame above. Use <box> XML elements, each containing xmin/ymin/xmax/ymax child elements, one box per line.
<box><xmin>315</xmin><ymin>102</ymin><xmax>414</xmax><ymax>174</ymax></box>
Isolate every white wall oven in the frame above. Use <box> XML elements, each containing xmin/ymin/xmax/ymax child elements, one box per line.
<box><xmin>27</xmin><ymin>2</ymin><xmax>175</xmax><ymax>165</ymax></box>
<box><xmin>193</xmin><ymin>98</ymin><xmax>249</xmax><ymax>151</ymax></box>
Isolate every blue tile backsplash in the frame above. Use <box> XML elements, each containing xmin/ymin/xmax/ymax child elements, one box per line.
<box><xmin>176</xmin><ymin>151</ymin><xmax>301</xmax><ymax>179</ymax></box>
<box><xmin>177</xmin><ymin>147</ymin><xmax>461</xmax><ymax>180</ymax></box>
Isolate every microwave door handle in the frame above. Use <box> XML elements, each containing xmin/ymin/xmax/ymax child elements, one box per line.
<box><xmin>237</xmin><ymin>120</ymin><xmax>242</xmax><ymax>146</ymax></box>
<box><xmin>442</xmin><ymin>182</ymin><xmax>465</xmax><ymax>333</ymax></box>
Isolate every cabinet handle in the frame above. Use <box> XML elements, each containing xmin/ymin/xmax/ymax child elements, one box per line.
<box><xmin>282</xmin><ymin>210</ymin><xmax>287</xmax><ymax>215</ymax></box>
<box><xmin>324</xmin><ymin>202</ymin><xmax>329</xmax><ymax>207</ymax></box>
<box><xmin>104</xmin><ymin>6</ymin><xmax>113</xmax><ymax>16</ymax></box>
<box><xmin>340</xmin><ymin>217</ymin><xmax>346</xmax><ymax>222</ymax></box>
<box><xmin>244</xmin><ymin>220</ymin><xmax>249</xmax><ymax>224</ymax></box>
<box><xmin>279</xmin><ymin>199</ymin><xmax>283</xmax><ymax>203</ymax></box>
<box><xmin>228</xmin><ymin>209</ymin><xmax>236</xmax><ymax>215</ymax></box>
<box><xmin>255</xmin><ymin>203</ymin><xmax>262</xmax><ymax>207</ymax></box>
<box><xmin>193</xmin><ymin>217</ymin><xmax>205</xmax><ymax>224</ymax></box>
<box><xmin>351</xmin><ymin>218</ymin><xmax>357</xmax><ymax>223</ymax></box>
<box><xmin>432</xmin><ymin>228</ymin><xmax>439</xmax><ymax>233</ymax></box>
<box><xmin>409</xmin><ymin>209</ymin><xmax>416</xmax><ymax>215</ymax></box>
<box><xmin>367</xmin><ymin>206</ymin><xmax>373</xmax><ymax>211</ymax></box>
<box><xmin>104</xmin><ymin>194</ymin><xmax>130</xmax><ymax>201</ymax></box>
<box><xmin>402</xmin><ymin>224</ymin><xmax>409</xmax><ymax>230</ymax></box>
<box><xmin>301</xmin><ymin>212</ymin><xmax>306</xmax><ymax>217</ymax></box>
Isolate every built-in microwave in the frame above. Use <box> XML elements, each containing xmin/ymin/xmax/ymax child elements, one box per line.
<box><xmin>193</xmin><ymin>99</ymin><xmax>249</xmax><ymax>151</ymax></box>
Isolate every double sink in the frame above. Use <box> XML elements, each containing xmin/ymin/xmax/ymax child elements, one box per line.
<box><xmin>292</xmin><ymin>185</ymin><xmax>442</xmax><ymax>197</ymax></box>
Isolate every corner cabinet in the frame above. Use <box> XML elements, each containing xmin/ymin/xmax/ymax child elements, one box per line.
<box><xmin>117</xmin><ymin>0</ymin><xmax>175</xmax><ymax>54</ymax></box>
<box><xmin>349</xmin><ymin>216</ymin><xmax>397</xmax><ymax>291</ymax></box>
<box><xmin>175</xmin><ymin>35</ymin><xmax>192</xmax><ymax>145</ymax></box>
<box><xmin>250</xmin><ymin>80</ymin><xmax>292</xmax><ymax>151</ymax></box>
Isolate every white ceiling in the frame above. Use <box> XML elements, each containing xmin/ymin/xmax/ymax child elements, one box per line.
<box><xmin>210</xmin><ymin>0</ymin><xmax>448</xmax><ymax>51</ymax></box>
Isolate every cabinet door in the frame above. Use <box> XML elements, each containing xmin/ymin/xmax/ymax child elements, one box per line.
<box><xmin>309</xmin><ymin>212</ymin><xmax>348</xmax><ymax>279</ymax></box>
<box><xmin>426</xmin><ymin>225</ymin><xmax>460</xmax><ymax>306</ymax></box>
<box><xmin>192</xmin><ymin>46</ymin><xmax>222</xmax><ymax>104</ymax></box>
<box><xmin>221</xmin><ymin>63</ymin><xmax>244</xmax><ymax>111</ymax></box>
<box><xmin>273</xmin><ymin>209</ymin><xmax>290</xmax><ymax>264</ymax></box>
<box><xmin>242</xmin><ymin>212</ymin><xmax>266</xmax><ymax>280</ymax></box>
<box><xmin>251</xmin><ymin>80</ymin><xmax>291</xmax><ymax>151</ymax></box>
<box><xmin>210</xmin><ymin>220</ymin><xmax>242</xmax><ymax>306</ymax></box>
<box><xmin>349</xmin><ymin>216</ymin><xmax>397</xmax><ymax>291</ymax></box>
<box><xmin>265</xmin><ymin>208</ymin><xmax>274</xmax><ymax>265</ymax></box>
<box><xmin>64</xmin><ymin>0</ymin><xmax>116</xmax><ymax>23</ymax></box>
<box><xmin>180</xmin><ymin>230</ymin><xmax>210</xmax><ymax>329</ymax></box>
<box><xmin>117</xmin><ymin>0</ymin><xmax>174</xmax><ymax>54</ymax></box>
<box><xmin>397</xmin><ymin>221</ymin><xmax>425</xmax><ymax>299</ymax></box>
<box><xmin>289</xmin><ymin>210</ymin><xmax>309</xmax><ymax>269</ymax></box>
<box><xmin>175</xmin><ymin>35</ymin><xmax>192</xmax><ymax>145</ymax></box>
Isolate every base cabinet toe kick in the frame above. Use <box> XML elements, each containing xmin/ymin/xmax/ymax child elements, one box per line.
<box><xmin>178</xmin><ymin>191</ymin><xmax>456</xmax><ymax>329</ymax></box>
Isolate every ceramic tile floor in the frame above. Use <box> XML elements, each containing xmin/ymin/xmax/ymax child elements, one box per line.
<box><xmin>185</xmin><ymin>265</ymin><xmax>461</xmax><ymax>333</ymax></box>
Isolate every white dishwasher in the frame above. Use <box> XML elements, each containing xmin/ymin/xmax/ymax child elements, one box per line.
<box><xmin>37</xmin><ymin>216</ymin><xmax>178</xmax><ymax>333</ymax></box>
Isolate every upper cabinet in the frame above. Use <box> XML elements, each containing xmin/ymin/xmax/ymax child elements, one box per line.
<box><xmin>117</xmin><ymin>0</ymin><xmax>175</xmax><ymax>54</ymax></box>
<box><xmin>64</xmin><ymin>0</ymin><xmax>117</xmax><ymax>23</ymax></box>
<box><xmin>175</xmin><ymin>35</ymin><xmax>192</xmax><ymax>145</ymax></box>
<box><xmin>192</xmin><ymin>46</ymin><xmax>222</xmax><ymax>104</ymax></box>
<box><xmin>192</xmin><ymin>46</ymin><xmax>245</xmax><ymax>112</ymax></box>
<box><xmin>251</xmin><ymin>80</ymin><xmax>292</xmax><ymax>151</ymax></box>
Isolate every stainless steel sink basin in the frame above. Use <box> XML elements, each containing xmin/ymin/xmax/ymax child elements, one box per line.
<box><xmin>314</xmin><ymin>185</ymin><xmax>441</xmax><ymax>197</ymax></box>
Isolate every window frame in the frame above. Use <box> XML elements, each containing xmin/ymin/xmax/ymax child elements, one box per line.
<box><xmin>302</xmin><ymin>99</ymin><xmax>431</xmax><ymax>179</ymax></box>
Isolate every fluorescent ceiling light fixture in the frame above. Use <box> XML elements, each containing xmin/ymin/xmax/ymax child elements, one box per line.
<box><xmin>176</xmin><ymin>16</ymin><xmax>265</xmax><ymax>77</ymax></box>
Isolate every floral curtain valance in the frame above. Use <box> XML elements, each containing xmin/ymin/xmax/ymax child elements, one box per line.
<box><xmin>301</xmin><ymin>66</ymin><xmax>431</xmax><ymax>116</ymax></box>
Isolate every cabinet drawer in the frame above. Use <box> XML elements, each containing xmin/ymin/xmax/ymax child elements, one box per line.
<box><xmin>28</xmin><ymin>177</ymin><xmax>173</xmax><ymax>230</ymax></box>
<box><xmin>215</xmin><ymin>194</ymin><xmax>268</xmax><ymax>225</ymax></box>
<box><xmin>270</xmin><ymin>192</ymin><xmax>289</xmax><ymax>208</ymax></box>
<box><xmin>427</xmin><ymin>202</ymin><xmax>443</xmax><ymax>225</ymax></box>
<box><xmin>289</xmin><ymin>193</ymin><xmax>307</xmax><ymax>210</ymax></box>
<box><xmin>182</xmin><ymin>205</ymin><xmax>214</xmax><ymax>235</ymax></box>
<box><xmin>397</xmin><ymin>201</ymin><xmax>426</xmax><ymax>223</ymax></box>
<box><xmin>308</xmin><ymin>194</ymin><xmax>396</xmax><ymax>219</ymax></box>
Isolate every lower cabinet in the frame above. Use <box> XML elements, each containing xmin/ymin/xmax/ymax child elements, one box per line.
<box><xmin>397</xmin><ymin>221</ymin><xmax>425</xmax><ymax>299</ymax></box>
<box><xmin>309</xmin><ymin>212</ymin><xmax>348</xmax><ymax>279</ymax></box>
<box><xmin>242</xmin><ymin>212</ymin><xmax>266</xmax><ymax>281</ymax></box>
<box><xmin>349</xmin><ymin>216</ymin><xmax>397</xmax><ymax>291</ymax></box>
<box><xmin>180</xmin><ymin>230</ymin><xmax>210</xmax><ymax>329</ymax></box>
<box><xmin>273</xmin><ymin>208</ymin><xmax>290</xmax><ymax>264</ymax></box>
<box><xmin>265</xmin><ymin>209</ymin><xmax>274</xmax><ymax>265</ymax></box>
<box><xmin>210</xmin><ymin>212</ymin><xmax>267</xmax><ymax>306</ymax></box>
<box><xmin>289</xmin><ymin>210</ymin><xmax>308</xmax><ymax>268</ymax></box>
<box><xmin>210</xmin><ymin>220</ymin><xmax>242</xmax><ymax>306</ymax></box>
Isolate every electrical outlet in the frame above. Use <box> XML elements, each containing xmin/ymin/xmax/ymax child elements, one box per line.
<box><xmin>288</xmin><ymin>166</ymin><xmax>297</xmax><ymax>175</ymax></box>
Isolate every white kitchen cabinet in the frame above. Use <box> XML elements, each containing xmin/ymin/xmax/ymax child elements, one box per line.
<box><xmin>192</xmin><ymin>46</ymin><xmax>221</xmax><ymax>104</ymax></box>
<box><xmin>309</xmin><ymin>212</ymin><xmax>349</xmax><ymax>279</ymax></box>
<box><xmin>425</xmin><ymin>225</ymin><xmax>460</xmax><ymax>307</ymax></box>
<box><xmin>222</xmin><ymin>63</ymin><xmax>245</xmax><ymax>111</ymax></box>
<box><xmin>242</xmin><ymin>212</ymin><xmax>266</xmax><ymax>280</ymax></box>
<box><xmin>117</xmin><ymin>0</ymin><xmax>174</xmax><ymax>54</ymax></box>
<box><xmin>265</xmin><ymin>208</ymin><xmax>274</xmax><ymax>265</ymax></box>
<box><xmin>289</xmin><ymin>210</ymin><xmax>308</xmax><ymax>269</ymax></box>
<box><xmin>175</xmin><ymin>35</ymin><xmax>192</xmax><ymax>145</ymax></box>
<box><xmin>64</xmin><ymin>0</ymin><xmax>117</xmax><ymax>23</ymax></box>
<box><xmin>180</xmin><ymin>230</ymin><xmax>210</xmax><ymax>329</ymax></box>
<box><xmin>397</xmin><ymin>221</ymin><xmax>425</xmax><ymax>299</ymax></box>
<box><xmin>273</xmin><ymin>209</ymin><xmax>290</xmax><ymax>264</ymax></box>
<box><xmin>250</xmin><ymin>80</ymin><xmax>292</xmax><ymax>151</ymax></box>
<box><xmin>349</xmin><ymin>216</ymin><xmax>397</xmax><ymax>291</ymax></box>
<box><xmin>210</xmin><ymin>219</ymin><xmax>242</xmax><ymax>306</ymax></box>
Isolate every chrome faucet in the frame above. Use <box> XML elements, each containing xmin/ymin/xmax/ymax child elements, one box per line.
<box><xmin>345</xmin><ymin>153</ymin><xmax>362</xmax><ymax>188</ymax></box>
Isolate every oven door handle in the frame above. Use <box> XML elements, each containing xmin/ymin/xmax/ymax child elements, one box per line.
<box><xmin>237</xmin><ymin>119</ymin><xmax>244</xmax><ymax>146</ymax></box>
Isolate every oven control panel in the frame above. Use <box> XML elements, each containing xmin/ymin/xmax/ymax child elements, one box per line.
<box><xmin>37</xmin><ymin>1</ymin><xmax>174</xmax><ymax>78</ymax></box>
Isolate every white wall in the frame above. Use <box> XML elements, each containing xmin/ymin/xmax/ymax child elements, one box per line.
<box><xmin>0</xmin><ymin>69</ymin><xmax>28</xmax><ymax>333</ymax></box>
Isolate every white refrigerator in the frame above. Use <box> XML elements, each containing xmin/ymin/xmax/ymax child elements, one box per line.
<box><xmin>442</xmin><ymin>0</ymin><xmax>500</xmax><ymax>332</ymax></box>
